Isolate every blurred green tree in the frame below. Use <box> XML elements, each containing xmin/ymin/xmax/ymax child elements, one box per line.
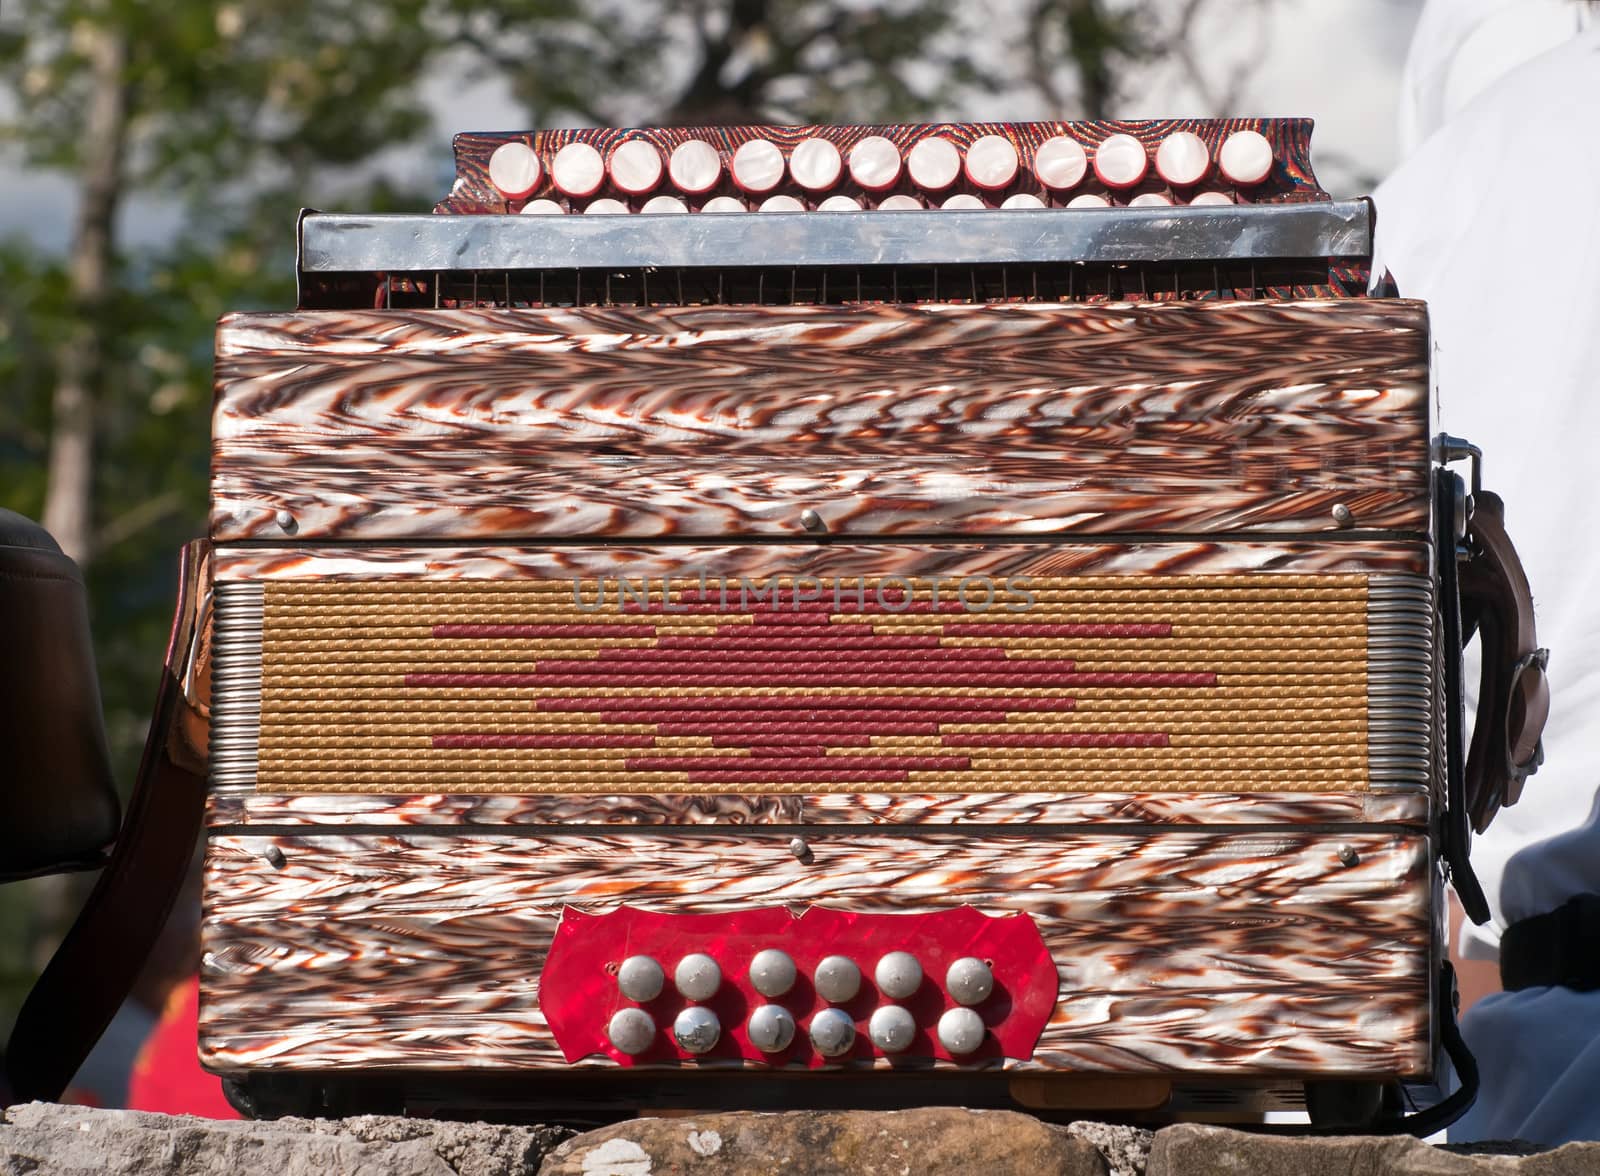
<box><xmin>449</xmin><ymin>0</ymin><xmax>972</xmax><ymax>125</ymax></box>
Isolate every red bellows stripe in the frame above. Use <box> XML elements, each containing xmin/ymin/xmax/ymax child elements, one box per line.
<box><xmin>736</xmin><ymin>732</ymin><xmax>876</xmax><ymax>748</ymax></box>
<box><xmin>655</xmin><ymin>633</ymin><xmax>944</xmax><ymax>650</ymax></box>
<box><xmin>622</xmin><ymin>600</ymin><xmax>972</xmax><ymax>615</ymax></box>
<box><xmin>941</xmin><ymin>622</ymin><xmax>1173</xmax><ymax>637</ymax></box>
<box><xmin>658</xmin><ymin>590</ymin><xmax>973</xmax><ymax>606</ymax></box>
<box><xmin>534</xmin><ymin>696</ymin><xmax>1079</xmax><ymax>714</ymax></box>
<box><xmin>413</xmin><ymin>598</ymin><xmax>1206</xmax><ymax>783</ymax></box>
<box><xmin>431</xmin><ymin>733</ymin><xmax>658</xmax><ymax>748</ymax></box>
<box><xmin>639</xmin><ymin>713</ymin><xmax>1042</xmax><ymax>729</ymax></box>
<box><xmin>408</xmin><ymin>671</ymin><xmax>1210</xmax><ymax>687</ymax></box>
<box><xmin>556</xmin><ymin>654</ymin><xmax>1041</xmax><ymax>671</ymax></box>
<box><xmin>580</xmin><ymin>649</ymin><xmax>1013</xmax><ymax>667</ymax></box>
<box><xmin>432</xmin><ymin>624</ymin><xmax>658</xmax><ymax>638</ymax></box>
<box><xmin>680</xmin><ymin>769</ymin><xmax>915</xmax><ymax>784</ymax></box>
<box><xmin>690</xmin><ymin>722</ymin><xmax>942</xmax><ymax>737</ymax></box>
<box><xmin>722</xmin><ymin>613</ymin><xmax>834</xmax><ymax>626</ymax></box>
<box><xmin>627</xmin><ymin>755</ymin><xmax>968</xmax><ymax>771</ymax></box>
<box><xmin>941</xmin><ymin>732</ymin><xmax>1171</xmax><ymax>748</ymax></box>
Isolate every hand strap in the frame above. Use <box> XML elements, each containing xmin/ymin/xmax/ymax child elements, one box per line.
<box><xmin>1457</xmin><ymin>491</ymin><xmax>1549</xmax><ymax>833</ymax></box>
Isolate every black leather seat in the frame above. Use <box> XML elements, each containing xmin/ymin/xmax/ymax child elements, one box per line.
<box><xmin>0</xmin><ymin>509</ymin><xmax>120</xmax><ymax>881</ymax></box>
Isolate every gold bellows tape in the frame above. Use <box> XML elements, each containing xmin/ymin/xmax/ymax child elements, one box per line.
<box><xmin>255</xmin><ymin>575</ymin><xmax>1374</xmax><ymax>795</ymax></box>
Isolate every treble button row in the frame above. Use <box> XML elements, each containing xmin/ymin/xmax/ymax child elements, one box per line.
<box><xmin>618</xmin><ymin>949</ymin><xmax>991</xmax><ymax>1005</ymax></box>
<box><xmin>608</xmin><ymin>949</ymin><xmax>996</xmax><ymax>1057</ymax></box>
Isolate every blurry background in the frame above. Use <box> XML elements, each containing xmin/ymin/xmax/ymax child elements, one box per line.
<box><xmin>0</xmin><ymin>0</ymin><xmax>1423</xmax><ymax>1103</ymax></box>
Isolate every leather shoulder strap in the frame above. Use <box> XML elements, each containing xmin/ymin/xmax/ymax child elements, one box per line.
<box><xmin>1456</xmin><ymin>491</ymin><xmax>1549</xmax><ymax>833</ymax></box>
<box><xmin>4</xmin><ymin>541</ymin><xmax>211</xmax><ymax>1104</ymax></box>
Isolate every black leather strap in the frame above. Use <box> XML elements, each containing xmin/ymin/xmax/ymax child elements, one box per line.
<box><xmin>1436</xmin><ymin>469</ymin><xmax>1490</xmax><ymax>924</ymax></box>
<box><xmin>4</xmin><ymin>541</ymin><xmax>211</xmax><ymax>1103</ymax></box>
<box><xmin>1500</xmin><ymin>893</ymin><xmax>1600</xmax><ymax>992</ymax></box>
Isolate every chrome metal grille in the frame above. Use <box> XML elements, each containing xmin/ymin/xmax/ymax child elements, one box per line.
<box><xmin>211</xmin><ymin>581</ymin><xmax>263</xmax><ymax>791</ymax></box>
<box><xmin>1367</xmin><ymin>575</ymin><xmax>1435</xmax><ymax>791</ymax></box>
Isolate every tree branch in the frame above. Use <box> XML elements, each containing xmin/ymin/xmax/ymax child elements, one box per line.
<box><xmin>42</xmin><ymin>16</ymin><xmax>128</xmax><ymax>565</ymax></box>
<box><xmin>93</xmin><ymin>489</ymin><xmax>184</xmax><ymax>557</ymax></box>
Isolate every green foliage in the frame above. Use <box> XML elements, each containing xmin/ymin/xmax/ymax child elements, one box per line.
<box><xmin>6</xmin><ymin>1</ymin><xmax>450</xmax><ymax>200</ymax></box>
<box><xmin>0</xmin><ymin>248</ymin><xmax>69</xmax><ymax>519</ymax></box>
<box><xmin>452</xmin><ymin>0</ymin><xmax>974</xmax><ymax>126</ymax></box>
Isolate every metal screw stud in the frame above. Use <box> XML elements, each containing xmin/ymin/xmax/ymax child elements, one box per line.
<box><xmin>675</xmin><ymin>953</ymin><xmax>722</xmax><ymax>1001</ymax></box>
<box><xmin>263</xmin><ymin>845</ymin><xmax>287</xmax><ymax>869</ymax></box>
<box><xmin>799</xmin><ymin>508</ymin><xmax>828</xmax><ymax>533</ymax></box>
<box><xmin>1331</xmin><ymin>503</ymin><xmax>1354</xmax><ymax>528</ymax></box>
<box><xmin>814</xmin><ymin>955</ymin><xmax>862</xmax><ymax>1004</ymax></box>
<box><xmin>607</xmin><ymin>1007</ymin><xmax>656</xmax><ymax>1055</ymax></box>
<box><xmin>874</xmin><ymin>951</ymin><xmax>923</xmax><ymax>1000</ymax></box>
<box><xmin>673</xmin><ymin>1005</ymin><xmax>721</xmax><ymax>1054</ymax></box>
<box><xmin>274</xmin><ymin>509</ymin><xmax>298</xmax><ymax>534</ymax></box>
<box><xmin>618</xmin><ymin>955</ymin><xmax>665</xmax><ymax>1002</ymax></box>
<box><xmin>749</xmin><ymin>949</ymin><xmax>797</xmax><ymax>998</ymax></box>
<box><xmin>937</xmin><ymin>1007</ymin><xmax>986</xmax><ymax>1056</ymax></box>
<box><xmin>945</xmin><ymin>957</ymin><xmax>994</xmax><ymax>1006</ymax></box>
<box><xmin>788</xmin><ymin>837</ymin><xmax>814</xmax><ymax>864</ymax></box>
<box><xmin>1337</xmin><ymin>844</ymin><xmax>1360</xmax><ymax>868</ymax></box>
<box><xmin>809</xmin><ymin>1007</ymin><xmax>856</xmax><ymax>1057</ymax></box>
<box><xmin>747</xmin><ymin>1004</ymin><xmax>797</xmax><ymax>1053</ymax></box>
<box><xmin>868</xmin><ymin>1005</ymin><xmax>917</xmax><ymax>1054</ymax></box>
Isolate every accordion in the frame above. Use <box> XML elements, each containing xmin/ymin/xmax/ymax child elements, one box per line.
<box><xmin>194</xmin><ymin>119</ymin><xmax>1542</xmax><ymax>1124</ymax></box>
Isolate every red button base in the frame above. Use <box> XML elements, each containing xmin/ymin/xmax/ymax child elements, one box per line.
<box><xmin>538</xmin><ymin>905</ymin><xmax>1057</xmax><ymax>1067</ymax></box>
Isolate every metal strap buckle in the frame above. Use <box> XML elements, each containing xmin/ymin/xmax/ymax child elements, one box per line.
<box><xmin>1505</xmin><ymin>647</ymin><xmax>1550</xmax><ymax>783</ymax></box>
<box><xmin>1433</xmin><ymin>434</ymin><xmax>1480</xmax><ymax>541</ymax></box>
<box><xmin>1433</xmin><ymin>433</ymin><xmax>1483</xmax><ymax>498</ymax></box>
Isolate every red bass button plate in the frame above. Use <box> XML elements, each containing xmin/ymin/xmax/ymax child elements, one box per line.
<box><xmin>539</xmin><ymin>905</ymin><xmax>1057</xmax><ymax>1067</ymax></box>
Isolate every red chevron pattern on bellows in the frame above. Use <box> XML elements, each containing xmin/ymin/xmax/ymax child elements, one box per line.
<box><xmin>254</xmin><ymin>573</ymin><xmax>1372</xmax><ymax>794</ymax></box>
<box><xmin>414</xmin><ymin>588</ymin><xmax>1181</xmax><ymax>787</ymax></box>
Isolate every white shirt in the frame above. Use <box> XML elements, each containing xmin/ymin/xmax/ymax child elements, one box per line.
<box><xmin>1375</xmin><ymin>19</ymin><xmax>1600</xmax><ymax>945</ymax></box>
<box><xmin>1373</xmin><ymin>12</ymin><xmax>1600</xmax><ymax>1145</ymax></box>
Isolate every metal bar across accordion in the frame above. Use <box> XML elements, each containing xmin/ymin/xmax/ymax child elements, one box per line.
<box><xmin>298</xmin><ymin>201</ymin><xmax>1373</xmax><ymax>274</ymax></box>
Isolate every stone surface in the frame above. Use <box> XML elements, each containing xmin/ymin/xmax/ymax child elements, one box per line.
<box><xmin>1147</xmin><ymin>1124</ymin><xmax>1598</xmax><ymax>1176</ymax></box>
<box><xmin>1062</xmin><ymin>1120</ymin><xmax>1154</xmax><ymax>1176</ymax></box>
<box><xmin>0</xmin><ymin>1102</ymin><xmax>566</xmax><ymax>1176</ymax></box>
<box><xmin>7</xmin><ymin>1102</ymin><xmax>1600</xmax><ymax>1176</ymax></box>
<box><xmin>539</xmin><ymin>1109</ymin><xmax>1108</xmax><ymax>1175</ymax></box>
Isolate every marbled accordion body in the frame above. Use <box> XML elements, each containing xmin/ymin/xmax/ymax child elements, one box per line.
<box><xmin>201</xmin><ymin>120</ymin><xmax>1442</xmax><ymax>1108</ymax></box>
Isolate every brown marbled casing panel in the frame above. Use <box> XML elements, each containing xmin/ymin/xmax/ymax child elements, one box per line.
<box><xmin>205</xmin><ymin>790</ymin><xmax>1430</xmax><ymax>829</ymax></box>
<box><xmin>212</xmin><ymin>540</ymin><xmax>1432</xmax><ymax>583</ymax></box>
<box><xmin>441</xmin><ymin>118</ymin><xmax>1327</xmax><ymax>214</ymax></box>
<box><xmin>211</xmin><ymin>300</ymin><xmax>1430</xmax><ymax>543</ymax></box>
<box><xmin>199</xmin><ymin>829</ymin><xmax>1430</xmax><ymax>1076</ymax></box>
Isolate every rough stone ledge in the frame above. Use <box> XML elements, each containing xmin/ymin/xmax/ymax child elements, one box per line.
<box><xmin>5</xmin><ymin>1102</ymin><xmax>1598</xmax><ymax>1176</ymax></box>
<box><xmin>539</xmin><ymin>1108</ymin><xmax>1108</xmax><ymax>1175</ymax></box>
<box><xmin>0</xmin><ymin>1102</ymin><xmax>567</xmax><ymax>1176</ymax></box>
<box><xmin>1149</xmin><ymin>1124</ymin><xmax>1597</xmax><ymax>1176</ymax></box>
